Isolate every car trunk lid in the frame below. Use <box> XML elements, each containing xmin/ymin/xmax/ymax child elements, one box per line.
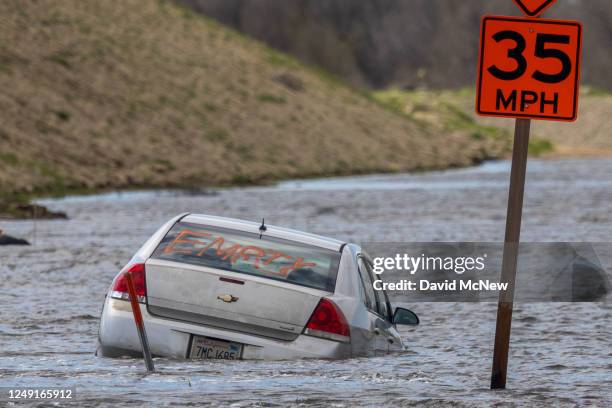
<box><xmin>144</xmin><ymin>220</ymin><xmax>342</xmax><ymax>341</ymax></box>
<box><xmin>146</xmin><ymin>259</ymin><xmax>328</xmax><ymax>341</ymax></box>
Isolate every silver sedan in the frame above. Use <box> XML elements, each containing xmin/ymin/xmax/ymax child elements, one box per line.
<box><xmin>97</xmin><ymin>214</ymin><xmax>418</xmax><ymax>360</ymax></box>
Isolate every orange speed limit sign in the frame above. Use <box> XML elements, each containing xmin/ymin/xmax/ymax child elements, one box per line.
<box><xmin>476</xmin><ymin>16</ymin><xmax>582</xmax><ymax>121</ymax></box>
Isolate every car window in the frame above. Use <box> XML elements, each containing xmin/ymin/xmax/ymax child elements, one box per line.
<box><xmin>152</xmin><ymin>222</ymin><xmax>341</xmax><ymax>292</ymax></box>
<box><xmin>376</xmin><ymin>276</ymin><xmax>392</xmax><ymax>322</ymax></box>
<box><xmin>362</xmin><ymin>258</ymin><xmax>386</xmax><ymax>317</ymax></box>
<box><xmin>359</xmin><ymin>256</ymin><xmax>393</xmax><ymax>321</ymax></box>
<box><xmin>363</xmin><ymin>258</ymin><xmax>392</xmax><ymax>321</ymax></box>
<box><xmin>357</xmin><ymin>257</ymin><xmax>378</xmax><ymax>312</ymax></box>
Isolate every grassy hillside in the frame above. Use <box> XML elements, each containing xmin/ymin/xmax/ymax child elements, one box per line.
<box><xmin>0</xmin><ymin>0</ymin><xmax>508</xmax><ymax>208</ymax></box>
<box><xmin>374</xmin><ymin>88</ymin><xmax>612</xmax><ymax>157</ymax></box>
<box><xmin>449</xmin><ymin>88</ymin><xmax>612</xmax><ymax>157</ymax></box>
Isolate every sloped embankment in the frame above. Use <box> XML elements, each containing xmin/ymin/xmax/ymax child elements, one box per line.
<box><xmin>0</xmin><ymin>0</ymin><xmax>508</xmax><ymax>211</ymax></box>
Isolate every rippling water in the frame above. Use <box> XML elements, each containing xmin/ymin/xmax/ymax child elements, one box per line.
<box><xmin>1</xmin><ymin>159</ymin><xmax>611</xmax><ymax>407</ymax></box>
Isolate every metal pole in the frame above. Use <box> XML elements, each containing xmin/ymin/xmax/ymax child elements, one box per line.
<box><xmin>490</xmin><ymin>118</ymin><xmax>530</xmax><ymax>389</ymax></box>
<box><xmin>125</xmin><ymin>272</ymin><xmax>155</xmax><ymax>372</ymax></box>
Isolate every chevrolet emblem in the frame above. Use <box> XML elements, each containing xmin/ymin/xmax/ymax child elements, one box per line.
<box><xmin>217</xmin><ymin>294</ymin><xmax>239</xmax><ymax>303</ymax></box>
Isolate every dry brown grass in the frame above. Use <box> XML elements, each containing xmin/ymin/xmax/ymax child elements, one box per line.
<box><xmin>471</xmin><ymin>89</ymin><xmax>612</xmax><ymax>158</ymax></box>
<box><xmin>382</xmin><ymin>88</ymin><xmax>612</xmax><ymax>158</ymax></box>
<box><xmin>376</xmin><ymin>88</ymin><xmax>612</xmax><ymax>159</ymax></box>
<box><xmin>0</xmin><ymin>0</ymin><xmax>507</xmax><ymax>199</ymax></box>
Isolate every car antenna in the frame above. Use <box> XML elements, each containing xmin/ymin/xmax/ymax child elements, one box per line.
<box><xmin>259</xmin><ymin>218</ymin><xmax>267</xmax><ymax>239</ymax></box>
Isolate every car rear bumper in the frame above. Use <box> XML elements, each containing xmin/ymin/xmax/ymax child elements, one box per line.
<box><xmin>98</xmin><ymin>297</ymin><xmax>352</xmax><ymax>360</ymax></box>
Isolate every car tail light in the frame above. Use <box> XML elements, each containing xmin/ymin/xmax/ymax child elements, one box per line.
<box><xmin>303</xmin><ymin>298</ymin><xmax>350</xmax><ymax>343</ymax></box>
<box><xmin>110</xmin><ymin>263</ymin><xmax>147</xmax><ymax>303</ymax></box>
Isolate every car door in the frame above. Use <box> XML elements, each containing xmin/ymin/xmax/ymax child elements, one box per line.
<box><xmin>372</xmin><ymin>271</ymin><xmax>404</xmax><ymax>352</ymax></box>
<box><xmin>357</xmin><ymin>255</ymin><xmax>396</xmax><ymax>354</ymax></box>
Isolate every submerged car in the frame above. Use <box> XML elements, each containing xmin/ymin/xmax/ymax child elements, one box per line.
<box><xmin>97</xmin><ymin>213</ymin><xmax>418</xmax><ymax>360</ymax></box>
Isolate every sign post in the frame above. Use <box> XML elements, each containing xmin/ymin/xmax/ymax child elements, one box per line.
<box><xmin>490</xmin><ymin>118</ymin><xmax>530</xmax><ymax>389</ymax></box>
<box><xmin>475</xmin><ymin>0</ymin><xmax>582</xmax><ymax>389</ymax></box>
<box><xmin>126</xmin><ymin>272</ymin><xmax>155</xmax><ymax>373</ymax></box>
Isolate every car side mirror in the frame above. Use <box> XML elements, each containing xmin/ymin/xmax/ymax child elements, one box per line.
<box><xmin>393</xmin><ymin>307</ymin><xmax>419</xmax><ymax>325</ymax></box>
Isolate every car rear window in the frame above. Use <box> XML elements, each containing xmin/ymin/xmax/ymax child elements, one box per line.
<box><xmin>151</xmin><ymin>222</ymin><xmax>341</xmax><ymax>292</ymax></box>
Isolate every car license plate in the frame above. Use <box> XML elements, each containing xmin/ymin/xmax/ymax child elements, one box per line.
<box><xmin>189</xmin><ymin>336</ymin><xmax>243</xmax><ymax>360</ymax></box>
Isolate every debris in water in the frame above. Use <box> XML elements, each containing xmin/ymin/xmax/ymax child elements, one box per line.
<box><xmin>0</xmin><ymin>229</ymin><xmax>30</xmax><ymax>246</ymax></box>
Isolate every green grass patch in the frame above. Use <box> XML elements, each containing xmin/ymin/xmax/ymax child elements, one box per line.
<box><xmin>41</xmin><ymin>12</ymin><xmax>73</xmax><ymax>26</ymax></box>
<box><xmin>369</xmin><ymin>90</ymin><xmax>427</xmax><ymax>125</ymax></box>
<box><xmin>0</xmin><ymin>152</ymin><xmax>18</xmax><ymax>165</ymax></box>
<box><xmin>265</xmin><ymin>48</ymin><xmax>300</xmax><ymax>69</ymax></box>
<box><xmin>203</xmin><ymin>102</ymin><xmax>218</xmax><ymax>112</ymax></box>
<box><xmin>54</xmin><ymin>110</ymin><xmax>71</xmax><ymax>122</ymax></box>
<box><xmin>26</xmin><ymin>161</ymin><xmax>84</xmax><ymax>198</ymax></box>
<box><xmin>257</xmin><ymin>93</ymin><xmax>286</xmax><ymax>104</ymax></box>
<box><xmin>470</xmin><ymin>132</ymin><xmax>484</xmax><ymax>140</ymax></box>
<box><xmin>468</xmin><ymin>125</ymin><xmax>506</xmax><ymax>140</ymax></box>
<box><xmin>375</xmin><ymin>93</ymin><xmax>405</xmax><ymax>114</ymax></box>
<box><xmin>0</xmin><ymin>63</ymin><xmax>12</xmax><ymax>74</ymax></box>
<box><xmin>529</xmin><ymin>138</ymin><xmax>554</xmax><ymax>156</ymax></box>
<box><xmin>152</xmin><ymin>158</ymin><xmax>176</xmax><ymax>171</ymax></box>
<box><xmin>206</xmin><ymin>128</ymin><xmax>229</xmax><ymax>142</ymax></box>
<box><xmin>373</xmin><ymin>88</ymin><xmax>511</xmax><ymax>139</ymax></box>
<box><xmin>444</xmin><ymin>103</ymin><xmax>475</xmax><ymax>128</ymax></box>
<box><xmin>231</xmin><ymin>174</ymin><xmax>255</xmax><ymax>184</ymax></box>
<box><xmin>47</xmin><ymin>50</ymin><xmax>76</xmax><ymax>69</ymax></box>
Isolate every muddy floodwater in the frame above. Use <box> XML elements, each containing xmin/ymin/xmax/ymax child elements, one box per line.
<box><xmin>1</xmin><ymin>159</ymin><xmax>611</xmax><ymax>407</ymax></box>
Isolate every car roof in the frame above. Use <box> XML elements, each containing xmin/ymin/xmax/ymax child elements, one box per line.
<box><xmin>180</xmin><ymin>214</ymin><xmax>346</xmax><ymax>252</ymax></box>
